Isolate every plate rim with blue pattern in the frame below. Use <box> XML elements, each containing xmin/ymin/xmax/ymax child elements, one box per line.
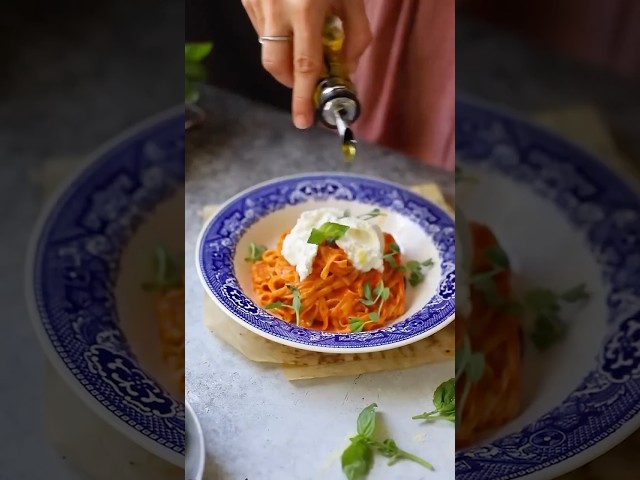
<box><xmin>196</xmin><ymin>172</ymin><xmax>456</xmax><ymax>354</ymax></box>
<box><xmin>25</xmin><ymin>107</ymin><xmax>186</xmax><ymax>466</ymax></box>
<box><xmin>456</xmin><ymin>97</ymin><xmax>640</xmax><ymax>480</ymax></box>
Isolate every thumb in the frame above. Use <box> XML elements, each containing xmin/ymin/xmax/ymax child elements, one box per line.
<box><xmin>340</xmin><ymin>0</ymin><xmax>372</xmax><ymax>71</ymax></box>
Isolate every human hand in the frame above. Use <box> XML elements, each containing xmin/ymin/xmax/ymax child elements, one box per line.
<box><xmin>241</xmin><ymin>0</ymin><xmax>371</xmax><ymax>129</ymax></box>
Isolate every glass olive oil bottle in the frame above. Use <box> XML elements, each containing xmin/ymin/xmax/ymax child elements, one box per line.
<box><xmin>314</xmin><ymin>16</ymin><xmax>361</xmax><ymax>162</ymax></box>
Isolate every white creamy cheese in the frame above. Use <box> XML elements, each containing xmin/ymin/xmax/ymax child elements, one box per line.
<box><xmin>335</xmin><ymin>217</ymin><xmax>384</xmax><ymax>273</ymax></box>
<box><xmin>281</xmin><ymin>207</ymin><xmax>385</xmax><ymax>281</ymax></box>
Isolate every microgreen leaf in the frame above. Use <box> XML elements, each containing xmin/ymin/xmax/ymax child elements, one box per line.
<box><xmin>380</xmin><ymin>287</ymin><xmax>390</xmax><ymax>301</ymax></box>
<box><xmin>409</xmin><ymin>271</ymin><xmax>425</xmax><ymax>287</ymax></box>
<box><xmin>264</xmin><ymin>301</ymin><xmax>286</xmax><ymax>309</ymax></box>
<box><xmin>405</xmin><ymin>260</ymin><xmax>421</xmax><ymax>271</ymax></box>
<box><xmin>287</xmin><ymin>285</ymin><xmax>302</xmax><ymax>326</ymax></box>
<box><xmin>389</xmin><ymin>242</ymin><xmax>400</xmax><ymax>253</ymax></box>
<box><xmin>359</xmin><ymin>299</ymin><xmax>377</xmax><ymax>306</ymax></box>
<box><xmin>307</xmin><ymin>222</ymin><xmax>350</xmax><ymax>245</ymax></box>
<box><xmin>264</xmin><ymin>285</ymin><xmax>303</xmax><ymax>326</ymax></box>
<box><xmin>363</xmin><ymin>283</ymin><xmax>372</xmax><ymax>302</ymax></box>
<box><xmin>358</xmin><ymin>208</ymin><xmax>386</xmax><ymax>221</ymax></box>
<box><xmin>368</xmin><ymin>311</ymin><xmax>380</xmax><ymax>322</ymax></box>
<box><xmin>140</xmin><ymin>246</ymin><xmax>184</xmax><ymax>293</ymax></box>
<box><xmin>521</xmin><ymin>283</ymin><xmax>590</xmax><ymax>350</ymax></box>
<box><xmin>244</xmin><ymin>241</ymin><xmax>267</xmax><ymax>263</ymax></box>
<box><xmin>349</xmin><ymin>318</ymin><xmax>366</xmax><ymax>332</ymax></box>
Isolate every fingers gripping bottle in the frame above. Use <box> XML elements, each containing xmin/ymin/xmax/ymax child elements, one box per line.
<box><xmin>314</xmin><ymin>15</ymin><xmax>362</xmax><ymax>161</ymax></box>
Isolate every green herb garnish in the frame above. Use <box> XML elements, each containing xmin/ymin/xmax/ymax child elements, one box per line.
<box><xmin>264</xmin><ymin>285</ymin><xmax>303</xmax><ymax>326</ymax></box>
<box><xmin>525</xmin><ymin>283</ymin><xmax>589</xmax><ymax>350</ymax></box>
<box><xmin>185</xmin><ymin>42</ymin><xmax>213</xmax><ymax>103</ymax></box>
<box><xmin>244</xmin><ymin>241</ymin><xmax>267</xmax><ymax>263</ymax></box>
<box><xmin>350</xmin><ymin>281</ymin><xmax>390</xmax><ymax>332</ymax></box>
<box><xmin>382</xmin><ymin>242</ymin><xmax>433</xmax><ymax>287</ymax></box>
<box><xmin>413</xmin><ymin>378</ymin><xmax>455</xmax><ymax>422</ymax></box>
<box><xmin>141</xmin><ymin>246</ymin><xmax>184</xmax><ymax>293</ymax></box>
<box><xmin>341</xmin><ymin>403</ymin><xmax>433</xmax><ymax>480</ymax></box>
<box><xmin>358</xmin><ymin>208</ymin><xmax>386</xmax><ymax>221</ymax></box>
<box><xmin>307</xmin><ymin>222</ymin><xmax>350</xmax><ymax>245</ymax></box>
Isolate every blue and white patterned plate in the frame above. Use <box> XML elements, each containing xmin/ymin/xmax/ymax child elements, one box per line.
<box><xmin>196</xmin><ymin>173</ymin><xmax>455</xmax><ymax>353</ymax></box>
<box><xmin>456</xmin><ymin>98</ymin><xmax>640</xmax><ymax>479</ymax></box>
<box><xmin>26</xmin><ymin>108</ymin><xmax>186</xmax><ymax>465</ymax></box>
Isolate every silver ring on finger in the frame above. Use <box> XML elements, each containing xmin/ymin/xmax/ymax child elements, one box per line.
<box><xmin>258</xmin><ymin>35</ymin><xmax>293</xmax><ymax>44</ymax></box>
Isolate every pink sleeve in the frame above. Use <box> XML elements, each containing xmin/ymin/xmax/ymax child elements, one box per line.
<box><xmin>351</xmin><ymin>0</ymin><xmax>455</xmax><ymax>171</ymax></box>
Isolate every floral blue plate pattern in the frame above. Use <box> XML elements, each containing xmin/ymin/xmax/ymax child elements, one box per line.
<box><xmin>26</xmin><ymin>109</ymin><xmax>186</xmax><ymax>465</ymax></box>
<box><xmin>455</xmin><ymin>99</ymin><xmax>640</xmax><ymax>479</ymax></box>
<box><xmin>197</xmin><ymin>173</ymin><xmax>455</xmax><ymax>353</ymax></box>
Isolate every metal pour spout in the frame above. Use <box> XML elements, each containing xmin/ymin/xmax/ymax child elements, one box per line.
<box><xmin>333</xmin><ymin>108</ymin><xmax>357</xmax><ymax>161</ymax></box>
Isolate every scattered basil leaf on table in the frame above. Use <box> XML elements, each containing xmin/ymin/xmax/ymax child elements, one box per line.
<box><xmin>341</xmin><ymin>403</ymin><xmax>432</xmax><ymax>479</ymax></box>
<box><xmin>413</xmin><ymin>378</ymin><xmax>455</xmax><ymax>422</ymax></box>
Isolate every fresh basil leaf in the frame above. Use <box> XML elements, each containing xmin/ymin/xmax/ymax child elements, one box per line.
<box><xmin>433</xmin><ymin>378</ymin><xmax>455</xmax><ymax>412</ymax></box>
<box><xmin>307</xmin><ymin>228</ymin><xmax>327</xmax><ymax>245</ymax></box>
<box><xmin>307</xmin><ymin>221</ymin><xmax>350</xmax><ymax>244</ymax></box>
<box><xmin>341</xmin><ymin>437</ymin><xmax>374</xmax><ymax>480</ymax></box>
<box><xmin>319</xmin><ymin>222</ymin><xmax>350</xmax><ymax>240</ymax></box>
<box><xmin>185</xmin><ymin>42</ymin><xmax>213</xmax><ymax>62</ymax></box>
<box><xmin>356</xmin><ymin>403</ymin><xmax>378</xmax><ymax>437</ymax></box>
<box><xmin>185</xmin><ymin>61</ymin><xmax>207</xmax><ymax>82</ymax></box>
<box><xmin>185</xmin><ymin>81</ymin><xmax>199</xmax><ymax>103</ymax></box>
